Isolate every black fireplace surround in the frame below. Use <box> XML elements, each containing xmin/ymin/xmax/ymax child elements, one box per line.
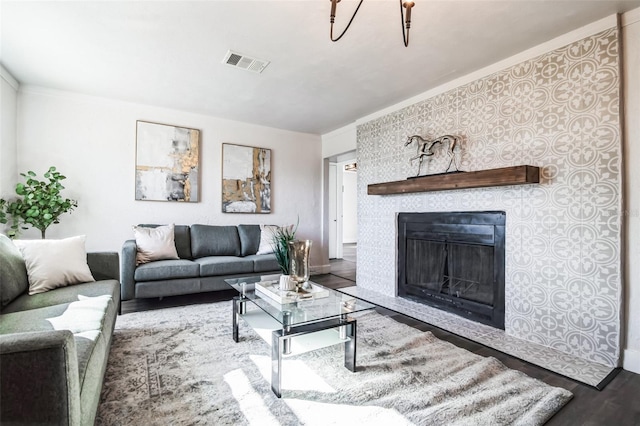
<box><xmin>397</xmin><ymin>211</ymin><xmax>505</xmax><ymax>329</ymax></box>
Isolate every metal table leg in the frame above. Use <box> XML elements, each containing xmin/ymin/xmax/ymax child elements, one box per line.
<box><xmin>268</xmin><ymin>315</ymin><xmax>358</xmax><ymax>398</ymax></box>
<box><xmin>271</xmin><ymin>330</ymin><xmax>284</xmax><ymax>398</ymax></box>
<box><xmin>343</xmin><ymin>314</ymin><xmax>357</xmax><ymax>372</ymax></box>
<box><xmin>232</xmin><ymin>296</ymin><xmax>247</xmax><ymax>343</ymax></box>
<box><xmin>271</xmin><ymin>310</ymin><xmax>291</xmax><ymax>398</ymax></box>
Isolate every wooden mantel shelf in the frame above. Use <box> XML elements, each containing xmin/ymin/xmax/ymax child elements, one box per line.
<box><xmin>367</xmin><ymin>165</ymin><xmax>540</xmax><ymax>195</ymax></box>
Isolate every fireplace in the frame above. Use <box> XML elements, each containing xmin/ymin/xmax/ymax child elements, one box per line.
<box><xmin>397</xmin><ymin>211</ymin><xmax>505</xmax><ymax>329</ymax></box>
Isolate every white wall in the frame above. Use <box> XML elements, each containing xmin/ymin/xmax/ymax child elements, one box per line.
<box><xmin>623</xmin><ymin>9</ymin><xmax>640</xmax><ymax>374</ymax></box>
<box><xmin>15</xmin><ymin>87</ymin><xmax>328</xmax><ymax>270</ymax></box>
<box><xmin>342</xmin><ymin>169</ymin><xmax>358</xmax><ymax>243</ymax></box>
<box><xmin>322</xmin><ymin>124</ymin><xmax>356</xmax><ymax>159</ymax></box>
<box><xmin>0</xmin><ymin>65</ymin><xmax>19</xmax><ymax>200</ymax></box>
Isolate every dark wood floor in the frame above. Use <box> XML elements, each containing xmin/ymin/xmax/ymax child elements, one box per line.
<box><xmin>121</xmin><ymin>244</ymin><xmax>640</xmax><ymax>425</ymax></box>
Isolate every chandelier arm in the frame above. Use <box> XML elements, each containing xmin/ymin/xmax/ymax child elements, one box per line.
<box><xmin>399</xmin><ymin>0</ymin><xmax>410</xmax><ymax>47</ymax></box>
<box><xmin>330</xmin><ymin>0</ymin><xmax>365</xmax><ymax>42</ymax></box>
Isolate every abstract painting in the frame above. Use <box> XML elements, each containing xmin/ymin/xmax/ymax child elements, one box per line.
<box><xmin>222</xmin><ymin>143</ymin><xmax>271</xmax><ymax>213</ymax></box>
<box><xmin>135</xmin><ymin>121</ymin><xmax>200</xmax><ymax>202</ymax></box>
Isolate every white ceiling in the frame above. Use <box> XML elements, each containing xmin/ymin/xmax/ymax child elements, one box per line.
<box><xmin>2</xmin><ymin>1</ymin><xmax>639</xmax><ymax>135</ymax></box>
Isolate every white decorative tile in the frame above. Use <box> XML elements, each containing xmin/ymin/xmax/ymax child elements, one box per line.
<box><xmin>356</xmin><ymin>28</ymin><xmax>622</xmax><ymax>368</ymax></box>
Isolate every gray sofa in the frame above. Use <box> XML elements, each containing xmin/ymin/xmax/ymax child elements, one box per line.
<box><xmin>0</xmin><ymin>234</ymin><xmax>120</xmax><ymax>425</ymax></box>
<box><xmin>120</xmin><ymin>224</ymin><xmax>280</xmax><ymax>302</ymax></box>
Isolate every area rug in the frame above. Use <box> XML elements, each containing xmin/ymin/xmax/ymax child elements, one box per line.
<box><xmin>97</xmin><ymin>301</ymin><xmax>572</xmax><ymax>425</ymax></box>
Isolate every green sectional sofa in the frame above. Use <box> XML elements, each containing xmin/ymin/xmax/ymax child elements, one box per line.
<box><xmin>120</xmin><ymin>224</ymin><xmax>280</xmax><ymax>302</ymax></box>
<box><xmin>0</xmin><ymin>234</ymin><xmax>120</xmax><ymax>426</ymax></box>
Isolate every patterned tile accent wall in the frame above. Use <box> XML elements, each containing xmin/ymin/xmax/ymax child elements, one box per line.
<box><xmin>356</xmin><ymin>28</ymin><xmax>622</xmax><ymax>367</ymax></box>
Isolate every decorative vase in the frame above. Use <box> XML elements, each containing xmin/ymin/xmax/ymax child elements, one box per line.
<box><xmin>279</xmin><ymin>274</ymin><xmax>296</xmax><ymax>291</ymax></box>
<box><xmin>288</xmin><ymin>240</ymin><xmax>312</xmax><ymax>287</ymax></box>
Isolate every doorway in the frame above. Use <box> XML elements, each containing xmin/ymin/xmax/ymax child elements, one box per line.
<box><xmin>328</xmin><ymin>153</ymin><xmax>357</xmax><ymax>259</ymax></box>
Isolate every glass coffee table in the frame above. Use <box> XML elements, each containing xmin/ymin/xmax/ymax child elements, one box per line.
<box><xmin>225</xmin><ymin>274</ymin><xmax>376</xmax><ymax>398</ymax></box>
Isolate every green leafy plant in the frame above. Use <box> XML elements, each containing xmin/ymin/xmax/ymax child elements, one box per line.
<box><xmin>271</xmin><ymin>222</ymin><xmax>298</xmax><ymax>275</ymax></box>
<box><xmin>0</xmin><ymin>166</ymin><xmax>78</xmax><ymax>239</ymax></box>
<box><xmin>0</xmin><ymin>200</ymin><xmax>6</xmax><ymax>226</ymax></box>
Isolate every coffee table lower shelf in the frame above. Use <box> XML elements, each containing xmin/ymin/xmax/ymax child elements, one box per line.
<box><xmin>232</xmin><ymin>296</ymin><xmax>357</xmax><ymax>398</ymax></box>
<box><xmin>240</xmin><ymin>309</ymin><xmax>353</xmax><ymax>355</ymax></box>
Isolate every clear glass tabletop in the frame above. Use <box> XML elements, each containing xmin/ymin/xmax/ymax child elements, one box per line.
<box><xmin>225</xmin><ymin>274</ymin><xmax>376</xmax><ymax>327</ymax></box>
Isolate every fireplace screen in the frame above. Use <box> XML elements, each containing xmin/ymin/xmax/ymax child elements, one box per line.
<box><xmin>398</xmin><ymin>211</ymin><xmax>505</xmax><ymax>329</ymax></box>
<box><xmin>406</xmin><ymin>240</ymin><xmax>494</xmax><ymax>305</ymax></box>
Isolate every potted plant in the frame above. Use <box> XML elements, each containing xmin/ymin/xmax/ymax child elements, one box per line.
<box><xmin>272</xmin><ymin>224</ymin><xmax>297</xmax><ymax>275</ymax></box>
<box><xmin>271</xmin><ymin>222</ymin><xmax>297</xmax><ymax>290</ymax></box>
<box><xmin>0</xmin><ymin>166</ymin><xmax>78</xmax><ymax>239</ymax></box>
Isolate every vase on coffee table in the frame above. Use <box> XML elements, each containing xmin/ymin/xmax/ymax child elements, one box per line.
<box><xmin>288</xmin><ymin>240</ymin><xmax>312</xmax><ymax>289</ymax></box>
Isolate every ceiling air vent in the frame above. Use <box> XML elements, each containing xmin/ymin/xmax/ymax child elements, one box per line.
<box><xmin>222</xmin><ymin>50</ymin><xmax>270</xmax><ymax>74</ymax></box>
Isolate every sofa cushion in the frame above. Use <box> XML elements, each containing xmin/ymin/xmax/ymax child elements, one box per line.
<box><xmin>0</xmin><ymin>234</ymin><xmax>29</xmax><ymax>309</ymax></box>
<box><xmin>45</xmin><ymin>295</ymin><xmax>112</xmax><ymax>334</ymax></box>
<box><xmin>190</xmin><ymin>225</ymin><xmax>241</xmax><ymax>258</ymax></box>
<box><xmin>0</xmin><ymin>304</ymin><xmax>69</xmax><ymax>334</ymax></box>
<box><xmin>138</xmin><ymin>224</ymin><xmax>192</xmax><ymax>259</ymax></box>
<box><xmin>238</xmin><ymin>224</ymin><xmax>261</xmax><ymax>257</ymax></box>
<box><xmin>13</xmin><ymin>236</ymin><xmax>95</xmax><ymax>295</ymax></box>
<box><xmin>0</xmin><ymin>301</ymin><xmax>107</xmax><ymax>407</ymax></box>
<box><xmin>133</xmin><ymin>224</ymin><xmax>180</xmax><ymax>265</ymax></box>
<box><xmin>195</xmin><ymin>256</ymin><xmax>254</xmax><ymax>276</ymax></box>
<box><xmin>134</xmin><ymin>259</ymin><xmax>200</xmax><ymax>282</ymax></box>
<box><xmin>1</xmin><ymin>280</ymin><xmax>120</xmax><ymax>314</ymax></box>
<box><xmin>244</xmin><ymin>254</ymin><xmax>280</xmax><ymax>273</ymax></box>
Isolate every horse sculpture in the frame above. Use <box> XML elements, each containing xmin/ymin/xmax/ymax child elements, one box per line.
<box><xmin>404</xmin><ymin>134</ymin><xmax>460</xmax><ymax>177</ymax></box>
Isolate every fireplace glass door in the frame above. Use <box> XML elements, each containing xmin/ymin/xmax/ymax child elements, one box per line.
<box><xmin>405</xmin><ymin>240</ymin><xmax>494</xmax><ymax>306</ymax></box>
<box><xmin>398</xmin><ymin>211</ymin><xmax>505</xmax><ymax>329</ymax></box>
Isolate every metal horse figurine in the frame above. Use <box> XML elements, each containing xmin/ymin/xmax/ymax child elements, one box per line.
<box><xmin>404</xmin><ymin>134</ymin><xmax>460</xmax><ymax>177</ymax></box>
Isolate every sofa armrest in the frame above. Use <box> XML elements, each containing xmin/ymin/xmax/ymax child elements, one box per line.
<box><xmin>0</xmin><ymin>330</ymin><xmax>82</xmax><ymax>425</ymax></box>
<box><xmin>87</xmin><ymin>251</ymin><xmax>120</xmax><ymax>281</ymax></box>
<box><xmin>121</xmin><ymin>239</ymin><xmax>137</xmax><ymax>301</ymax></box>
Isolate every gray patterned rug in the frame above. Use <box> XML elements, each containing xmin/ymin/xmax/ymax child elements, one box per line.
<box><xmin>97</xmin><ymin>301</ymin><xmax>572</xmax><ymax>425</ymax></box>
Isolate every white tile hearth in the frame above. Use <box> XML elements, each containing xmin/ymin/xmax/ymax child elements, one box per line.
<box><xmin>339</xmin><ymin>285</ymin><xmax>616</xmax><ymax>388</ymax></box>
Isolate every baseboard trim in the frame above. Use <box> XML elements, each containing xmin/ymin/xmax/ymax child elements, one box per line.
<box><xmin>311</xmin><ymin>264</ymin><xmax>332</xmax><ymax>275</ymax></box>
<box><xmin>596</xmin><ymin>367</ymin><xmax>623</xmax><ymax>390</ymax></box>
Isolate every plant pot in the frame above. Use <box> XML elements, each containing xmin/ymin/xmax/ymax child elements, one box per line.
<box><xmin>279</xmin><ymin>275</ymin><xmax>296</xmax><ymax>291</ymax></box>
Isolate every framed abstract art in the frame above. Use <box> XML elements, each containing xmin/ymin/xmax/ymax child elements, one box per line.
<box><xmin>222</xmin><ymin>143</ymin><xmax>271</xmax><ymax>213</ymax></box>
<box><xmin>135</xmin><ymin>121</ymin><xmax>200</xmax><ymax>202</ymax></box>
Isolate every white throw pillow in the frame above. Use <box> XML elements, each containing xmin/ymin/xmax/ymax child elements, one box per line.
<box><xmin>256</xmin><ymin>224</ymin><xmax>279</xmax><ymax>255</ymax></box>
<box><xmin>133</xmin><ymin>224</ymin><xmax>179</xmax><ymax>265</ymax></box>
<box><xmin>13</xmin><ymin>235</ymin><xmax>95</xmax><ymax>295</ymax></box>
